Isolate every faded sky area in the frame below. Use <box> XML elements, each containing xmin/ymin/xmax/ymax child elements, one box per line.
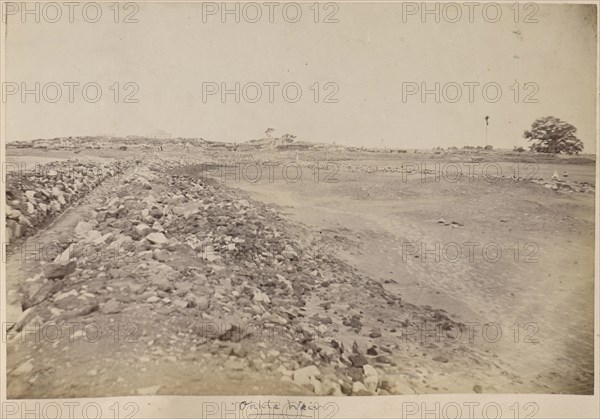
<box><xmin>2</xmin><ymin>2</ymin><xmax>597</xmax><ymax>152</ymax></box>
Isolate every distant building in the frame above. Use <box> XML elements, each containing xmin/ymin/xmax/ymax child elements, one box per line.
<box><xmin>148</xmin><ymin>129</ymin><xmax>172</xmax><ymax>140</ymax></box>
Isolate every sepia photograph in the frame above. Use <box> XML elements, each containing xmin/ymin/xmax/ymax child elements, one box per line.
<box><xmin>1</xmin><ymin>1</ymin><xmax>598</xmax><ymax>418</ymax></box>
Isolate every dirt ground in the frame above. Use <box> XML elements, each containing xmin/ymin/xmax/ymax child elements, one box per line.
<box><xmin>218</xmin><ymin>149</ymin><xmax>596</xmax><ymax>395</ymax></box>
<box><xmin>4</xmin><ymin>147</ymin><xmax>596</xmax><ymax>397</ymax></box>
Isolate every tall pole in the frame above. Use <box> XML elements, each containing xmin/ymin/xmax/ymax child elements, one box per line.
<box><xmin>484</xmin><ymin>116</ymin><xmax>490</xmax><ymax>147</ymax></box>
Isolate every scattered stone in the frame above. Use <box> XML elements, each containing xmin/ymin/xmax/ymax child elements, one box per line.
<box><xmin>152</xmin><ymin>276</ymin><xmax>172</xmax><ymax>292</ymax></box>
<box><xmin>184</xmin><ymin>293</ymin><xmax>209</xmax><ymax>310</ymax></box>
<box><xmin>173</xmin><ymin>299</ymin><xmax>188</xmax><ymax>309</ymax></box>
<box><xmin>25</xmin><ymin>190</ymin><xmax>37</xmax><ymax>202</ymax></box>
<box><xmin>84</xmin><ymin>230</ymin><xmax>103</xmax><ymax>242</ymax></box>
<box><xmin>320</xmin><ymin>379</ymin><xmax>343</xmax><ymax>396</ymax></box>
<box><xmin>293</xmin><ymin>365</ymin><xmax>321</xmax><ymax>388</ymax></box>
<box><xmin>349</xmin><ymin>342</ymin><xmax>368</xmax><ymax>367</ymax></box>
<box><xmin>391</xmin><ymin>379</ymin><xmax>416</xmax><ymax>394</ymax></box>
<box><xmin>135</xmin><ymin>223</ymin><xmax>152</xmax><ymax>235</ymax></box>
<box><xmin>253</xmin><ymin>290</ymin><xmax>271</xmax><ymax>304</ymax></box>
<box><xmin>75</xmin><ymin>221</ymin><xmax>95</xmax><ymax>237</ymax></box>
<box><xmin>309</xmin><ymin>376</ymin><xmax>322</xmax><ymax>394</ymax></box>
<box><xmin>262</xmin><ymin>312</ymin><xmax>288</xmax><ymax>325</ymax></box>
<box><xmin>13</xmin><ymin>360</ymin><xmax>34</xmax><ymax>376</ymax></box>
<box><xmin>352</xmin><ymin>381</ymin><xmax>374</xmax><ymax>396</ymax></box>
<box><xmin>375</xmin><ymin>355</ymin><xmax>392</xmax><ymax>364</ymax></box>
<box><xmin>101</xmin><ymin>298</ymin><xmax>122</xmax><ymax>314</ymax></box>
<box><xmin>230</xmin><ymin>343</ymin><xmax>248</xmax><ymax>358</ymax></box>
<box><xmin>43</xmin><ymin>262</ymin><xmax>76</xmax><ymax>279</ymax></box>
<box><xmin>146</xmin><ymin>232</ymin><xmax>168</xmax><ymax>245</ymax></box>
<box><xmin>363</xmin><ymin>365</ymin><xmax>379</xmax><ymax>392</ymax></box>
<box><xmin>153</xmin><ymin>249</ymin><xmax>170</xmax><ymax>262</ymax></box>
<box><xmin>226</xmin><ymin>358</ymin><xmax>247</xmax><ymax>371</ymax></box>
<box><xmin>136</xmin><ymin>385</ymin><xmax>161</xmax><ymax>395</ymax></box>
<box><xmin>363</xmin><ymin>364</ymin><xmax>378</xmax><ymax>377</ymax></box>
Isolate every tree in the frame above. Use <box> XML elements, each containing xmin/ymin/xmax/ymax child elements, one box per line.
<box><xmin>265</xmin><ymin>128</ymin><xmax>275</xmax><ymax>138</ymax></box>
<box><xmin>281</xmin><ymin>133</ymin><xmax>296</xmax><ymax>142</ymax></box>
<box><xmin>523</xmin><ymin>116</ymin><xmax>583</xmax><ymax>155</ymax></box>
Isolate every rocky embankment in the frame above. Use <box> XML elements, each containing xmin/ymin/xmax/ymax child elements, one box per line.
<box><xmin>5</xmin><ymin>160</ymin><xmax>139</xmax><ymax>241</ymax></box>
<box><xmin>7</xmin><ymin>157</ymin><xmax>506</xmax><ymax>398</ymax></box>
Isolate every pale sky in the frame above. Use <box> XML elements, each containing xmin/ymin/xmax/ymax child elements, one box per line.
<box><xmin>2</xmin><ymin>2</ymin><xmax>597</xmax><ymax>152</ymax></box>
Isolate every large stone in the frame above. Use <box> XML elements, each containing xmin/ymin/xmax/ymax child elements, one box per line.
<box><xmin>173</xmin><ymin>299</ymin><xmax>188</xmax><ymax>309</ymax></box>
<box><xmin>184</xmin><ymin>292</ymin><xmax>209</xmax><ymax>310</ymax></box>
<box><xmin>172</xmin><ymin>206</ymin><xmax>188</xmax><ymax>216</ymax></box>
<box><xmin>43</xmin><ymin>262</ymin><xmax>76</xmax><ymax>279</ymax></box>
<box><xmin>50</xmin><ymin>186</ymin><xmax>66</xmax><ymax>203</ymax></box>
<box><xmin>150</xmin><ymin>207</ymin><xmax>163</xmax><ymax>218</ymax></box>
<box><xmin>253</xmin><ymin>290</ymin><xmax>271</xmax><ymax>304</ymax></box>
<box><xmin>136</xmin><ymin>385</ymin><xmax>161</xmax><ymax>395</ymax></box>
<box><xmin>352</xmin><ymin>381</ymin><xmax>374</xmax><ymax>396</ymax></box>
<box><xmin>7</xmin><ymin>207</ymin><xmax>22</xmax><ymax>220</ymax></box>
<box><xmin>146</xmin><ymin>232</ymin><xmax>168</xmax><ymax>245</ymax></box>
<box><xmin>363</xmin><ymin>364</ymin><xmax>378</xmax><ymax>377</ymax></box>
<box><xmin>25</xmin><ymin>190</ymin><xmax>37</xmax><ymax>203</ymax></box>
<box><xmin>84</xmin><ymin>230</ymin><xmax>103</xmax><ymax>243</ymax></box>
<box><xmin>152</xmin><ymin>276</ymin><xmax>172</xmax><ymax>292</ymax></box>
<box><xmin>349</xmin><ymin>353</ymin><xmax>368</xmax><ymax>367</ymax></box>
<box><xmin>363</xmin><ymin>365</ymin><xmax>379</xmax><ymax>392</ymax></box>
<box><xmin>75</xmin><ymin>221</ymin><xmax>96</xmax><ymax>237</ymax></box>
<box><xmin>292</xmin><ymin>365</ymin><xmax>321</xmax><ymax>388</ymax></box>
<box><xmin>320</xmin><ymin>379</ymin><xmax>343</xmax><ymax>396</ymax></box>
<box><xmin>174</xmin><ymin>281</ymin><xmax>192</xmax><ymax>295</ymax></box>
<box><xmin>379</xmin><ymin>377</ymin><xmax>415</xmax><ymax>394</ymax></box>
<box><xmin>262</xmin><ymin>312</ymin><xmax>288</xmax><ymax>325</ymax></box>
<box><xmin>230</xmin><ymin>343</ymin><xmax>248</xmax><ymax>358</ymax></box>
<box><xmin>101</xmin><ymin>298</ymin><xmax>122</xmax><ymax>314</ymax></box>
<box><xmin>135</xmin><ymin>223</ymin><xmax>151</xmax><ymax>235</ymax></box>
<box><xmin>13</xmin><ymin>359</ymin><xmax>34</xmax><ymax>376</ymax></box>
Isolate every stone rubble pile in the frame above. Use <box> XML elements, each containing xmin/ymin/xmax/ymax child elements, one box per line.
<box><xmin>5</xmin><ymin>160</ymin><xmax>141</xmax><ymax>241</ymax></box>
<box><xmin>345</xmin><ymin>163</ymin><xmax>595</xmax><ymax>193</ymax></box>
<box><xmin>531</xmin><ymin>178</ymin><xmax>595</xmax><ymax>194</ymax></box>
<box><xmin>9</xmin><ymin>157</ymin><xmax>469</xmax><ymax>396</ymax></box>
<box><xmin>344</xmin><ymin>163</ymin><xmax>522</xmax><ymax>180</ymax></box>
